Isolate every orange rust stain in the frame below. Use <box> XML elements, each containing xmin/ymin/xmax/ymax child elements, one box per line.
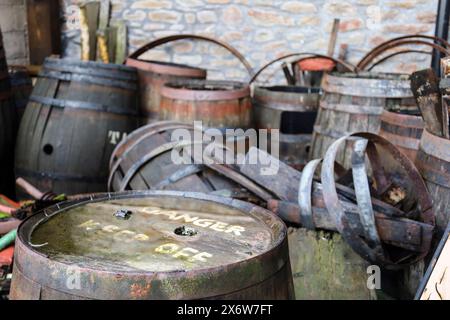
<box><xmin>130</xmin><ymin>283</ymin><xmax>152</xmax><ymax>299</ymax></box>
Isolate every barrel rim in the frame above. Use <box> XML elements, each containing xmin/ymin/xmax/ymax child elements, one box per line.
<box><xmin>14</xmin><ymin>190</ymin><xmax>288</xmax><ymax>299</ymax></box>
<box><xmin>161</xmin><ymin>80</ymin><xmax>250</xmax><ymax>101</ymax></box>
<box><xmin>45</xmin><ymin>57</ymin><xmax>137</xmax><ymax>74</ymax></box>
<box><xmin>254</xmin><ymin>85</ymin><xmax>321</xmax><ymax>94</ymax></box>
<box><xmin>125</xmin><ymin>57</ymin><xmax>207</xmax><ymax>78</ymax></box>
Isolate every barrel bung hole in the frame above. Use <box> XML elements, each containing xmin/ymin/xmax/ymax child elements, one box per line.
<box><xmin>174</xmin><ymin>226</ymin><xmax>197</xmax><ymax>237</ymax></box>
<box><xmin>43</xmin><ymin>144</ymin><xmax>54</xmax><ymax>155</ymax></box>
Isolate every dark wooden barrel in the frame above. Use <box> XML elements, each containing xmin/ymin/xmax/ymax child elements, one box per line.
<box><xmin>160</xmin><ymin>80</ymin><xmax>252</xmax><ymax>129</ymax></box>
<box><xmin>253</xmin><ymin>85</ymin><xmax>320</xmax><ymax>169</ymax></box>
<box><xmin>9</xmin><ymin>66</ymin><xmax>33</xmax><ymax>125</ymax></box>
<box><xmin>15</xmin><ymin>57</ymin><xmax>140</xmax><ymax>196</ymax></box>
<box><xmin>107</xmin><ymin>121</ymin><xmax>267</xmax><ymax>205</ymax></box>
<box><xmin>125</xmin><ymin>58</ymin><xmax>206</xmax><ymax>122</ymax></box>
<box><xmin>379</xmin><ymin>110</ymin><xmax>424</xmax><ymax>161</ymax></box>
<box><xmin>310</xmin><ymin>72</ymin><xmax>414</xmax><ymax>168</ymax></box>
<box><xmin>0</xmin><ymin>29</ymin><xmax>17</xmax><ymax>198</ymax></box>
<box><xmin>10</xmin><ymin>190</ymin><xmax>294</xmax><ymax>300</ymax></box>
<box><xmin>415</xmin><ymin>129</ymin><xmax>450</xmax><ymax>237</ymax></box>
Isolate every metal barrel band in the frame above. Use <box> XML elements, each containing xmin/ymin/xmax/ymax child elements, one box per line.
<box><xmin>39</xmin><ymin>70</ymin><xmax>137</xmax><ymax>90</ymax></box>
<box><xmin>30</xmin><ymin>95</ymin><xmax>139</xmax><ymax>117</ymax></box>
<box><xmin>153</xmin><ymin>164</ymin><xmax>204</xmax><ymax>190</ymax></box>
<box><xmin>298</xmin><ymin>158</ymin><xmax>322</xmax><ymax>230</ymax></box>
<box><xmin>319</xmin><ymin>101</ymin><xmax>384</xmax><ymax>115</ymax></box>
<box><xmin>380</xmin><ymin>121</ymin><xmax>423</xmax><ymax>139</ymax></box>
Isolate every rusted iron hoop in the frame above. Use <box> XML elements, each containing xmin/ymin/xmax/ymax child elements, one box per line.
<box><xmin>321</xmin><ymin>132</ymin><xmax>434</xmax><ymax>268</ymax></box>
<box><xmin>357</xmin><ymin>39</ymin><xmax>450</xmax><ymax>70</ymax></box>
<box><xmin>127</xmin><ymin>34</ymin><xmax>254</xmax><ymax>77</ymax></box>
<box><xmin>109</xmin><ymin>120</ymin><xmax>191</xmax><ymax>169</ymax></box>
<box><xmin>367</xmin><ymin>50</ymin><xmax>431</xmax><ymax>71</ymax></box>
<box><xmin>249</xmin><ymin>52</ymin><xmax>356</xmax><ymax>84</ymax></box>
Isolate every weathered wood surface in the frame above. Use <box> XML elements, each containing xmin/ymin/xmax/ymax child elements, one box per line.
<box><xmin>15</xmin><ymin>58</ymin><xmax>140</xmax><ymax>197</ymax></box>
<box><xmin>9</xmin><ymin>66</ymin><xmax>33</xmax><ymax>128</ymax></box>
<box><xmin>288</xmin><ymin>227</ymin><xmax>375</xmax><ymax>300</ymax></box>
<box><xmin>11</xmin><ymin>191</ymin><xmax>294</xmax><ymax>300</ymax></box>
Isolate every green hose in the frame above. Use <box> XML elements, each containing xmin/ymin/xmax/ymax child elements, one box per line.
<box><xmin>0</xmin><ymin>229</ymin><xmax>17</xmax><ymax>251</ymax></box>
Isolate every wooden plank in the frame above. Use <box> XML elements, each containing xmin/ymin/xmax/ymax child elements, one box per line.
<box><xmin>114</xmin><ymin>20</ymin><xmax>127</xmax><ymax>64</ymax></box>
<box><xmin>416</xmin><ymin>223</ymin><xmax>450</xmax><ymax>300</ymax></box>
<box><xmin>98</xmin><ymin>0</ymin><xmax>110</xmax><ymax>30</ymax></box>
<box><xmin>79</xmin><ymin>1</ymin><xmax>100</xmax><ymax>61</ymax></box>
<box><xmin>26</xmin><ymin>0</ymin><xmax>61</xmax><ymax>65</ymax></box>
<box><xmin>107</xmin><ymin>26</ymin><xmax>117</xmax><ymax>63</ymax></box>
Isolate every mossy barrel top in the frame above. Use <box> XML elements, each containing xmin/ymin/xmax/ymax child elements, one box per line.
<box><xmin>10</xmin><ymin>191</ymin><xmax>293</xmax><ymax>299</ymax></box>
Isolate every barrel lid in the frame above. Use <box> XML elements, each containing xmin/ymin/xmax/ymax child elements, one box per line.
<box><xmin>25</xmin><ymin>191</ymin><xmax>285</xmax><ymax>273</ymax></box>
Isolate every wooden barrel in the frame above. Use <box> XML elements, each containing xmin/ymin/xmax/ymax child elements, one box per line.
<box><xmin>310</xmin><ymin>72</ymin><xmax>414</xmax><ymax>167</ymax></box>
<box><xmin>379</xmin><ymin>110</ymin><xmax>424</xmax><ymax>162</ymax></box>
<box><xmin>415</xmin><ymin>129</ymin><xmax>450</xmax><ymax>237</ymax></box>
<box><xmin>160</xmin><ymin>80</ymin><xmax>252</xmax><ymax>129</ymax></box>
<box><xmin>107</xmin><ymin>121</ymin><xmax>265</xmax><ymax>205</ymax></box>
<box><xmin>15</xmin><ymin>58</ymin><xmax>140</xmax><ymax>196</ymax></box>
<box><xmin>125</xmin><ymin>58</ymin><xmax>206</xmax><ymax>122</ymax></box>
<box><xmin>9</xmin><ymin>66</ymin><xmax>33</xmax><ymax>125</ymax></box>
<box><xmin>253</xmin><ymin>86</ymin><xmax>320</xmax><ymax>169</ymax></box>
<box><xmin>10</xmin><ymin>190</ymin><xmax>294</xmax><ymax>300</ymax></box>
<box><xmin>0</xmin><ymin>29</ymin><xmax>17</xmax><ymax>198</ymax></box>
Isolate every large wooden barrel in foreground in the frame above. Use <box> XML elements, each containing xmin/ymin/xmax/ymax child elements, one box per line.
<box><xmin>15</xmin><ymin>58</ymin><xmax>140</xmax><ymax>196</ymax></box>
<box><xmin>0</xmin><ymin>29</ymin><xmax>17</xmax><ymax>198</ymax></box>
<box><xmin>160</xmin><ymin>80</ymin><xmax>252</xmax><ymax>129</ymax></box>
<box><xmin>379</xmin><ymin>110</ymin><xmax>424</xmax><ymax>162</ymax></box>
<box><xmin>415</xmin><ymin>129</ymin><xmax>450</xmax><ymax>237</ymax></box>
<box><xmin>10</xmin><ymin>191</ymin><xmax>294</xmax><ymax>300</ymax></box>
<box><xmin>311</xmin><ymin>72</ymin><xmax>414</xmax><ymax>167</ymax></box>
<box><xmin>253</xmin><ymin>86</ymin><xmax>320</xmax><ymax>169</ymax></box>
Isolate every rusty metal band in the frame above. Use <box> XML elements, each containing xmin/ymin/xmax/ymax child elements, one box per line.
<box><xmin>118</xmin><ymin>140</ymin><xmax>203</xmax><ymax>191</ymax></box>
<box><xmin>419</xmin><ymin>129</ymin><xmax>450</xmax><ymax>162</ymax></box>
<box><xmin>153</xmin><ymin>164</ymin><xmax>204</xmax><ymax>189</ymax></box>
<box><xmin>44</xmin><ymin>57</ymin><xmax>137</xmax><ymax>80</ymax></box>
<box><xmin>108</xmin><ymin>124</ymin><xmax>194</xmax><ymax>190</ymax></box>
<box><xmin>253</xmin><ymin>87</ymin><xmax>319</xmax><ymax>112</ymax></box>
<box><xmin>109</xmin><ymin>121</ymin><xmax>192</xmax><ymax>169</ymax></box>
<box><xmin>380</xmin><ymin>121</ymin><xmax>423</xmax><ymax>139</ymax></box>
<box><xmin>351</xmin><ymin>139</ymin><xmax>383</xmax><ymax>252</ymax></box>
<box><xmin>127</xmin><ymin>34</ymin><xmax>254</xmax><ymax>77</ymax></box>
<box><xmin>321</xmin><ymin>132</ymin><xmax>434</xmax><ymax>267</ymax></box>
<box><xmin>380</xmin><ymin>111</ymin><xmax>424</xmax><ymax>130</ymax></box>
<box><xmin>357</xmin><ymin>37</ymin><xmax>450</xmax><ymax>70</ymax></box>
<box><xmin>249</xmin><ymin>52</ymin><xmax>355</xmax><ymax>83</ymax></box>
<box><xmin>39</xmin><ymin>70</ymin><xmax>137</xmax><ymax>90</ymax></box>
<box><xmin>319</xmin><ymin>101</ymin><xmax>384</xmax><ymax>115</ymax></box>
<box><xmin>379</xmin><ymin>130</ymin><xmax>420</xmax><ymax>150</ymax></box>
<box><xmin>125</xmin><ymin>57</ymin><xmax>206</xmax><ymax>78</ymax></box>
<box><xmin>29</xmin><ymin>95</ymin><xmax>139</xmax><ymax>117</ymax></box>
<box><xmin>298</xmin><ymin>158</ymin><xmax>322</xmax><ymax>230</ymax></box>
<box><xmin>322</xmin><ymin>73</ymin><xmax>413</xmax><ymax>98</ymax></box>
<box><xmin>15</xmin><ymin>167</ymin><xmax>106</xmax><ymax>184</ymax></box>
<box><xmin>367</xmin><ymin>50</ymin><xmax>431</xmax><ymax>71</ymax></box>
<box><xmin>161</xmin><ymin>80</ymin><xmax>250</xmax><ymax>101</ymax></box>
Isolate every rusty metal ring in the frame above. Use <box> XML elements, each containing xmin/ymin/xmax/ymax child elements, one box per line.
<box><xmin>321</xmin><ymin>132</ymin><xmax>434</xmax><ymax>268</ymax></box>
<box><xmin>249</xmin><ymin>52</ymin><xmax>356</xmax><ymax>84</ymax></box>
<box><xmin>367</xmin><ymin>49</ymin><xmax>431</xmax><ymax>71</ymax></box>
<box><xmin>127</xmin><ymin>34</ymin><xmax>254</xmax><ymax>77</ymax></box>
<box><xmin>357</xmin><ymin>39</ymin><xmax>450</xmax><ymax>70</ymax></box>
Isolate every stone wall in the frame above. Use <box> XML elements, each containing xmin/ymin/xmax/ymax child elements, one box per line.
<box><xmin>61</xmin><ymin>0</ymin><xmax>439</xmax><ymax>83</ymax></box>
<box><xmin>0</xmin><ymin>0</ymin><xmax>28</xmax><ymax>65</ymax></box>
